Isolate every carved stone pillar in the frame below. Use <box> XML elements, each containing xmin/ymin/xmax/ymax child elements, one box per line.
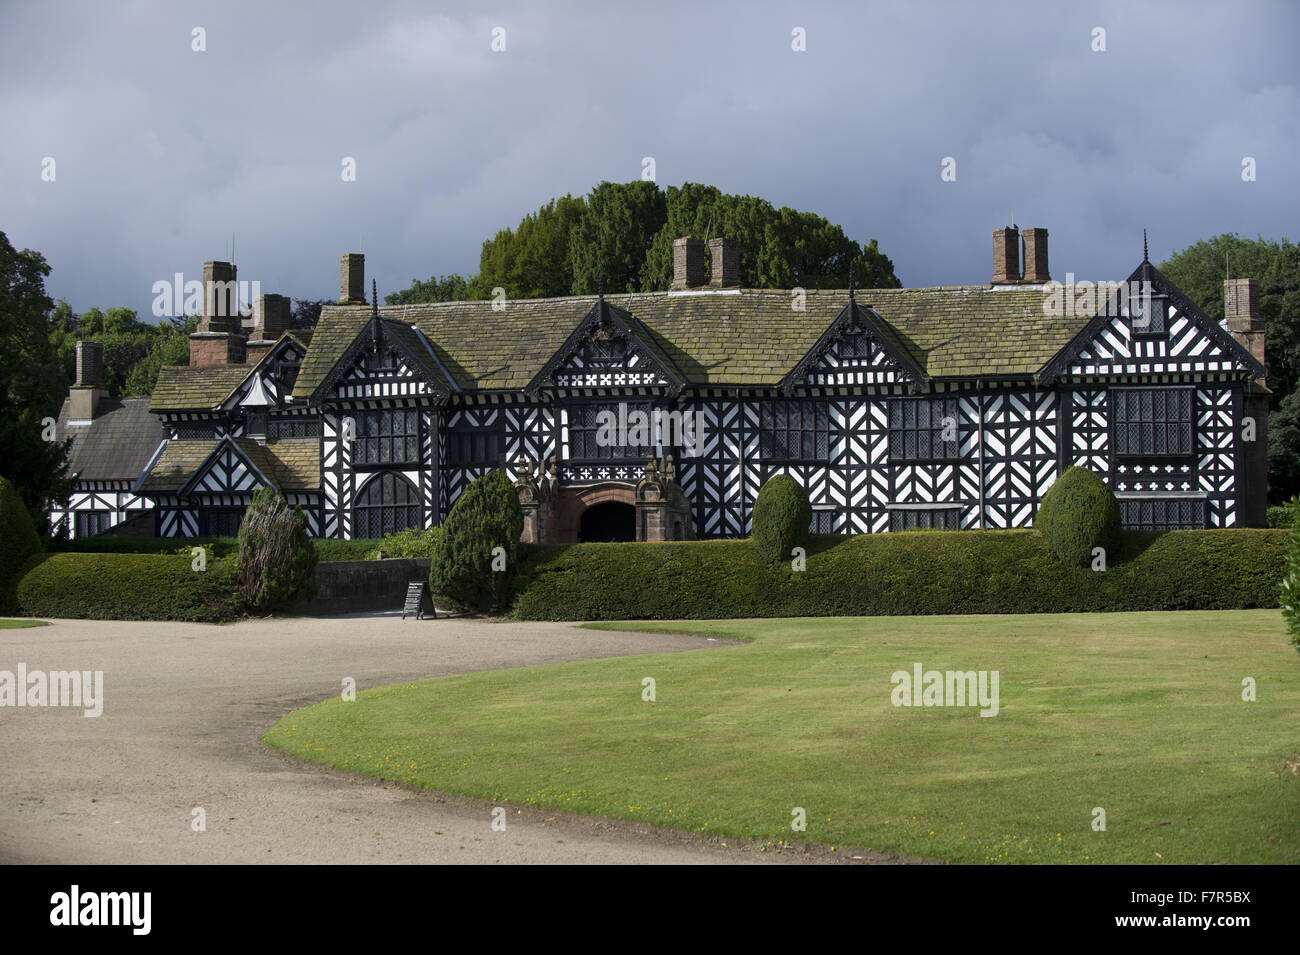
<box><xmin>634</xmin><ymin>455</ymin><xmax>695</xmax><ymax>541</ymax></box>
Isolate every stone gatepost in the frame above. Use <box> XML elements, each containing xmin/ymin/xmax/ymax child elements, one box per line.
<box><xmin>512</xmin><ymin>455</ymin><xmax>557</xmax><ymax>544</ymax></box>
<box><xmin>634</xmin><ymin>455</ymin><xmax>695</xmax><ymax>541</ymax></box>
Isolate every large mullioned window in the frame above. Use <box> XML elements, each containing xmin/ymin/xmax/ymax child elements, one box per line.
<box><xmin>352</xmin><ymin>471</ymin><xmax>421</xmax><ymax>538</ymax></box>
<box><xmin>1111</xmin><ymin>388</ymin><xmax>1194</xmax><ymax>458</ymax></box>
<box><xmin>567</xmin><ymin>402</ymin><xmax>656</xmax><ymax>461</ymax></box>
<box><xmin>760</xmin><ymin>400</ymin><xmax>829</xmax><ymax>463</ymax></box>
<box><xmin>352</xmin><ymin>409</ymin><xmax>420</xmax><ymax>466</ymax></box>
<box><xmin>888</xmin><ymin>397</ymin><xmax>960</xmax><ymax>462</ymax></box>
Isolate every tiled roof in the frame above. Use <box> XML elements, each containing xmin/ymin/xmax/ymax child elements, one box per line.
<box><xmin>137</xmin><ymin>437</ymin><xmax>321</xmax><ymax>494</ymax></box>
<box><xmin>56</xmin><ymin>395</ymin><xmax>167</xmax><ymax>483</ymax></box>
<box><xmin>151</xmin><ymin>365</ymin><xmax>253</xmax><ymax>412</ymax></box>
<box><xmin>293</xmin><ymin>285</ymin><xmax>1091</xmax><ymax>396</ymax></box>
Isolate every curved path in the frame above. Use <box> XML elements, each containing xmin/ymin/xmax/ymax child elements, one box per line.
<box><xmin>0</xmin><ymin>615</ymin><xmax>879</xmax><ymax>864</ymax></box>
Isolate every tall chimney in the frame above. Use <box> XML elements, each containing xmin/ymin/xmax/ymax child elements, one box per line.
<box><xmin>992</xmin><ymin>227</ymin><xmax>1020</xmax><ymax>283</ymax></box>
<box><xmin>671</xmin><ymin>237</ymin><xmax>708</xmax><ymax>290</ymax></box>
<box><xmin>1022</xmin><ymin>227</ymin><xmax>1050</xmax><ymax>283</ymax></box>
<box><xmin>708</xmin><ymin>237</ymin><xmax>740</xmax><ymax>288</ymax></box>
<box><xmin>252</xmin><ymin>293</ymin><xmax>292</xmax><ymax>341</ymax></box>
<box><xmin>1225</xmin><ymin>277</ymin><xmax>1265</xmax><ymax>375</ymax></box>
<box><xmin>340</xmin><ymin>253</ymin><xmax>366</xmax><ymax>304</ymax></box>
<box><xmin>69</xmin><ymin>340</ymin><xmax>107</xmax><ymax>421</ymax></box>
<box><xmin>201</xmin><ymin>261</ymin><xmax>240</xmax><ymax>333</ymax></box>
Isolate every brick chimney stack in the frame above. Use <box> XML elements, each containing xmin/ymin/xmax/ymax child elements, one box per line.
<box><xmin>340</xmin><ymin>253</ymin><xmax>366</xmax><ymax>304</ymax></box>
<box><xmin>190</xmin><ymin>259</ymin><xmax>247</xmax><ymax>366</ymax></box>
<box><xmin>1225</xmin><ymin>277</ymin><xmax>1265</xmax><ymax>375</ymax></box>
<box><xmin>246</xmin><ymin>293</ymin><xmax>293</xmax><ymax>363</ymax></box>
<box><xmin>708</xmin><ymin>237</ymin><xmax>740</xmax><ymax>288</ymax></box>
<box><xmin>69</xmin><ymin>340</ymin><xmax>108</xmax><ymax>421</ymax></box>
<box><xmin>671</xmin><ymin>237</ymin><xmax>708</xmax><ymax>290</ymax></box>
<box><xmin>1021</xmin><ymin>227</ymin><xmax>1050</xmax><ymax>283</ymax></box>
<box><xmin>992</xmin><ymin>227</ymin><xmax>1021</xmax><ymax>284</ymax></box>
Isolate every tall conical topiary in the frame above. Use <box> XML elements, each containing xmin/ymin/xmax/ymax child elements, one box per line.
<box><xmin>430</xmin><ymin>469</ymin><xmax>524</xmax><ymax>613</ymax></box>
<box><xmin>0</xmin><ymin>475</ymin><xmax>41</xmax><ymax>612</ymax></box>
<box><xmin>750</xmin><ymin>474</ymin><xmax>812</xmax><ymax>565</ymax></box>
<box><xmin>236</xmin><ymin>487</ymin><xmax>317</xmax><ymax>611</ymax></box>
<box><xmin>1278</xmin><ymin>495</ymin><xmax>1300</xmax><ymax>655</ymax></box>
<box><xmin>1034</xmin><ymin>465</ymin><xmax>1122</xmax><ymax>568</ymax></box>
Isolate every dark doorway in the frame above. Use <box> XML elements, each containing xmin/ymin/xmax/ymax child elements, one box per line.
<box><xmin>579</xmin><ymin>501</ymin><xmax>636</xmax><ymax>542</ymax></box>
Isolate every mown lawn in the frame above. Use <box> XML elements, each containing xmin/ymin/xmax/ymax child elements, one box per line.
<box><xmin>264</xmin><ymin>610</ymin><xmax>1300</xmax><ymax>863</ymax></box>
<box><xmin>0</xmin><ymin>619</ymin><xmax>48</xmax><ymax>629</ymax></box>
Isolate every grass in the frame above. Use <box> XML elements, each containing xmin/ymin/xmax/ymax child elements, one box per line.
<box><xmin>0</xmin><ymin>619</ymin><xmax>47</xmax><ymax>629</ymax></box>
<box><xmin>264</xmin><ymin>610</ymin><xmax>1300</xmax><ymax>864</ymax></box>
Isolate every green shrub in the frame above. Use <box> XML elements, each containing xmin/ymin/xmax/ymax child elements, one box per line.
<box><xmin>751</xmin><ymin>474</ymin><xmax>812</xmax><ymax>564</ymax></box>
<box><xmin>312</xmin><ymin>538</ymin><xmax>382</xmax><ymax>562</ymax></box>
<box><xmin>0</xmin><ymin>476</ymin><xmax>41</xmax><ymax>613</ymax></box>
<box><xmin>430</xmin><ymin>469</ymin><xmax>523</xmax><ymax>613</ymax></box>
<box><xmin>1278</xmin><ymin>496</ymin><xmax>1300</xmax><ymax>655</ymax></box>
<box><xmin>16</xmin><ymin>553</ymin><xmax>243</xmax><ymax>622</ymax></box>
<box><xmin>50</xmin><ymin>535</ymin><xmax>240</xmax><ymax>558</ymax></box>
<box><xmin>1267</xmin><ymin>505</ymin><xmax>1295</xmax><ymax>529</ymax></box>
<box><xmin>1034</xmin><ymin>466</ymin><xmax>1122</xmax><ymax>568</ymax></box>
<box><xmin>236</xmin><ymin>488</ymin><xmax>318</xmax><ymax>611</ymax></box>
<box><xmin>367</xmin><ymin>526</ymin><xmax>441</xmax><ymax>560</ymax></box>
<box><xmin>509</xmin><ymin>528</ymin><xmax>1285</xmax><ymax>621</ymax></box>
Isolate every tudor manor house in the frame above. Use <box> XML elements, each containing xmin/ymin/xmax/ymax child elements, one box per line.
<box><xmin>53</xmin><ymin>226</ymin><xmax>1270</xmax><ymax>544</ymax></box>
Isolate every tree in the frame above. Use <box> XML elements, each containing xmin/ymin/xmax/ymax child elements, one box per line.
<box><xmin>291</xmin><ymin>298</ymin><xmax>329</xmax><ymax>329</ymax></box>
<box><xmin>429</xmin><ymin>469</ymin><xmax>524</xmax><ymax>612</ymax></box>
<box><xmin>0</xmin><ymin>231</ymin><xmax>72</xmax><ymax>528</ymax></box>
<box><xmin>385</xmin><ymin>275</ymin><xmax>471</xmax><ymax>305</ymax></box>
<box><xmin>236</xmin><ymin>487</ymin><xmax>317</xmax><ymax>612</ymax></box>
<box><xmin>1160</xmin><ymin>235</ymin><xmax>1300</xmax><ymax>500</ymax></box>
<box><xmin>751</xmin><ymin>474</ymin><xmax>812</xmax><ymax>565</ymax></box>
<box><xmin>122</xmin><ymin>315</ymin><xmax>197</xmax><ymax>396</ymax></box>
<box><xmin>568</xmin><ymin>181</ymin><xmax>668</xmax><ymax>294</ymax></box>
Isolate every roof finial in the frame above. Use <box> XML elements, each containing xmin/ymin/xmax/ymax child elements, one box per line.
<box><xmin>371</xmin><ymin>278</ymin><xmax>378</xmax><ymax>317</ymax></box>
<box><xmin>848</xmin><ymin>260</ymin><xmax>855</xmax><ymax>302</ymax></box>
<box><xmin>598</xmin><ymin>272</ymin><xmax>605</xmax><ymax>301</ymax></box>
<box><xmin>1143</xmin><ymin>229</ymin><xmax>1149</xmax><ymax>264</ymax></box>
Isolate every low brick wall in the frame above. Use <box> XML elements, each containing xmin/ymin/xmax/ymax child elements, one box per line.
<box><xmin>293</xmin><ymin>558</ymin><xmax>433</xmax><ymax>616</ymax></box>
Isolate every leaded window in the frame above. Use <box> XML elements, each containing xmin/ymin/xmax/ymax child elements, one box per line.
<box><xmin>760</xmin><ymin>400</ymin><xmax>829</xmax><ymax>462</ymax></box>
<box><xmin>888</xmin><ymin>506</ymin><xmax>961</xmax><ymax>532</ymax></box>
<box><xmin>353</xmin><ymin>408</ymin><xmax>420</xmax><ymax>466</ymax></box>
<box><xmin>1111</xmin><ymin>388</ymin><xmax>1193</xmax><ymax>457</ymax></box>
<box><xmin>352</xmin><ymin>471</ymin><xmax>421</xmax><ymax>538</ymax></box>
<box><xmin>1119</xmin><ymin>497</ymin><xmax>1206</xmax><ymax>530</ymax></box>
<box><xmin>567</xmin><ymin>402</ymin><xmax>656</xmax><ymax>461</ymax></box>
<box><xmin>269</xmin><ymin>416</ymin><xmax>321</xmax><ymax>439</ymax></box>
<box><xmin>74</xmin><ymin>511</ymin><xmax>113</xmax><ymax>538</ymax></box>
<box><xmin>199</xmin><ymin>508</ymin><xmax>244</xmax><ymax>538</ymax></box>
<box><xmin>888</xmin><ymin>397</ymin><xmax>960</xmax><ymax>461</ymax></box>
<box><xmin>448</xmin><ymin>427</ymin><xmax>502</xmax><ymax>469</ymax></box>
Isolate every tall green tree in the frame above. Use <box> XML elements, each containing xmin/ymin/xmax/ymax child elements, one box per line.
<box><xmin>1160</xmin><ymin>234</ymin><xmax>1300</xmax><ymax>500</ymax></box>
<box><xmin>122</xmin><ymin>315</ymin><xmax>197</xmax><ymax>396</ymax></box>
<box><xmin>385</xmin><ymin>275</ymin><xmax>471</xmax><ymax>305</ymax></box>
<box><xmin>0</xmin><ymin>231</ymin><xmax>72</xmax><ymax>528</ymax></box>
<box><xmin>568</xmin><ymin>181</ymin><xmax>668</xmax><ymax>294</ymax></box>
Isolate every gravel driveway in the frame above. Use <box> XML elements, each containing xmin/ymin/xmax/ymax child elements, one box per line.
<box><xmin>0</xmin><ymin>614</ymin><xmax>852</xmax><ymax>865</ymax></box>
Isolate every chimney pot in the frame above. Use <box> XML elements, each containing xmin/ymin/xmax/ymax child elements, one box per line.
<box><xmin>340</xmin><ymin>253</ymin><xmax>366</xmax><ymax>304</ymax></box>
<box><xmin>671</xmin><ymin>237</ymin><xmax>708</xmax><ymax>290</ymax></box>
<box><xmin>1022</xmin><ymin>227</ymin><xmax>1050</xmax><ymax>283</ymax></box>
<box><xmin>992</xmin><ymin>227</ymin><xmax>1021</xmax><ymax>284</ymax></box>
<box><xmin>708</xmin><ymin>237</ymin><xmax>740</xmax><ymax>287</ymax></box>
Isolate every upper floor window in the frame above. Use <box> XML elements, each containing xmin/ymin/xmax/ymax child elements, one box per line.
<box><xmin>1111</xmin><ymin>388</ymin><xmax>1193</xmax><ymax>458</ymax></box>
<box><xmin>567</xmin><ymin>401</ymin><xmax>656</xmax><ymax>461</ymax></box>
<box><xmin>448</xmin><ymin>427</ymin><xmax>502</xmax><ymax>469</ymax></box>
<box><xmin>888</xmin><ymin>396</ymin><xmax>959</xmax><ymax>462</ymax></box>
<box><xmin>353</xmin><ymin>408</ymin><xmax>420</xmax><ymax>466</ymax></box>
<box><xmin>760</xmin><ymin>400</ymin><xmax>829</xmax><ymax>463</ymax></box>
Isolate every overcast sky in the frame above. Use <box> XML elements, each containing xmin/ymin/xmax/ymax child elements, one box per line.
<box><xmin>3</xmin><ymin>0</ymin><xmax>1297</xmax><ymax>318</ymax></box>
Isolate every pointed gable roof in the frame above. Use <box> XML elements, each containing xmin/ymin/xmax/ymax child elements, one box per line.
<box><xmin>1039</xmin><ymin>259</ymin><xmax>1268</xmax><ymax>385</ymax></box>
<box><xmin>176</xmin><ymin>435</ymin><xmax>279</xmax><ymax>496</ymax></box>
<box><xmin>780</xmin><ymin>293</ymin><xmax>928</xmax><ymax>393</ymax></box>
<box><xmin>310</xmin><ymin>314</ymin><xmax>457</xmax><ymax>402</ymax></box>
<box><xmin>524</xmin><ymin>293</ymin><xmax>686</xmax><ymax>396</ymax></box>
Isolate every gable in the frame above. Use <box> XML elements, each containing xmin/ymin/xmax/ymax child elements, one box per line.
<box><xmin>178</xmin><ymin>438</ymin><xmax>277</xmax><ymax>496</ymax></box>
<box><xmin>782</xmin><ymin>299</ymin><xmax>927</xmax><ymax>393</ymax></box>
<box><xmin>1040</xmin><ymin>261</ymin><xmax>1267</xmax><ymax>383</ymax></box>
<box><xmin>526</xmin><ymin>298</ymin><xmax>685</xmax><ymax>395</ymax></box>
<box><xmin>313</xmin><ymin>314</ymin><xmax>454</xmax><ymax>402</ymax></box>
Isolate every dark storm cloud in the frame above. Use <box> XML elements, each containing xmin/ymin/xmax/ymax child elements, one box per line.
<box><xmin>2</xmin><ymin>0</ymin><xmax>1297</xmax><ymax>315</ymax></box>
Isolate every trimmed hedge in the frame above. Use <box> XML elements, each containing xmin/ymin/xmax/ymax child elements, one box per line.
<box><xmin>0</xmin><ymin>476</ymin><xmax>41</xmax><ymax>612</ymax></box>
<box><xmin>510</xmin><ymin>528</ymin><xmax>1286</xmax><ymax>621</ymax></box>
<box><xmin>51</xmin><ymin>536</ymin><xmax>240</xmax><ymax>558</ymax></box>
<box><xmin>16</xmin><ymin>553</ymin><xmax>243</xmax><ymax>622</ymax></box>
<box><xmin>751</xmin><ymin>474</ymin><xmax>812</xmax><ymax>564</ymax></box>
<box><xmin>1035</xmin><ymin>465</ymin><xmax>1122</xmax><ymax>567</ymax></box>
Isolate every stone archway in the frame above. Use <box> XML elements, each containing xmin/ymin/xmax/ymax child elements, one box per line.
<box><xmin>579</xmin><ymin>500</ymin><xmax>636</xmax><ymax>542</ymax></box>
<box><xmin>551</xmin><ymin>483</ymin><xmax>635</xmax><ymax>544</ymax></box>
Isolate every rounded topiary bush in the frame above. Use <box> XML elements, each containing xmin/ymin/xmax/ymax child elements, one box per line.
<box><xmin>0</xmin><ymin>475</ymin><xmax>41</xmax><ymax>612</ymax></box>
<box><xmin>430</xmin><ymin>469</ymin><xmax>524</xmax><ymax>613</ymax></box>
<box><xmin>751</xmin><ymin>474</ymin><xmax>812</xmax><ymax>565</ymax></box>
<box><xmin>1034</xmin><ymin>465</ymin><xmax>1122</xmax><ymax>568</ymax></box>
<box><xmin>236</xmin><ymin>487</ymin><xmax>317</xmax><ymax>611</ymax></box>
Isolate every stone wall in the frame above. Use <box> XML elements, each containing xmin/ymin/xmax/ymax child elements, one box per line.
<box><xmin>293</xmin><ymin>558</ymin><xmax>434</xmax><ymax>616</ymax></box>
